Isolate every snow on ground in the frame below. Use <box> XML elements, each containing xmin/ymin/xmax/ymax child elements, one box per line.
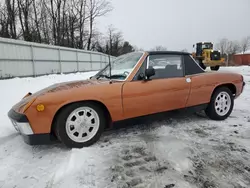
<box><xmin>0</xmin><ymin>66</ymin><xmax>249</xmax><ymax>188</ymax></box>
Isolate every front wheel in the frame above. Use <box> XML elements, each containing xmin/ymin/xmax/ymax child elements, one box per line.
<box><xmin>210</xmin><ymin>65</ymin><xmax>220</xmax><ymax>71</ymax></box>
<box><xmin>205</xmin><ymin>87</ymin><xmax>234</xmax><ymax>120</ymax></box>
<box><xmin>53</xmin><ymin>102</ymin><xmax>106</xmax><ymax>148</ymax></box>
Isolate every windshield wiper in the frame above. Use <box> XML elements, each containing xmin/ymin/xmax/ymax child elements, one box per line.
<box><xmin>109</xmin><ymin>74</ymin><xmax>127</xmax><ymax>79</ymax></box>
<box><xmin>96</xmin><ymin>74</ymin><xmax>110</xmax><ymax>79</ymax></box>
<box><xmin>96</xmin><ymin>74</ymin><xmax>126</xmax><ymax>80</ymax></box>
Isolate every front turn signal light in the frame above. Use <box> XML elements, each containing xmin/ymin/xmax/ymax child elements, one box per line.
<box><xmin>36</xmin><ymin>104</ymin><xmax>45</xmax><ymax>112</ymax></box>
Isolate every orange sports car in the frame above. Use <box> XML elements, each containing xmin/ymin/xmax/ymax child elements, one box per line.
<box><xmin>8</xmin><ymin>51</ymin><xmax>245</xmax><ymax>148</ymax></box>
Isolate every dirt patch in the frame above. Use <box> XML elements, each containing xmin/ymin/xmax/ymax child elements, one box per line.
<box><xmin>126</xmin><ymin>177</ymin><xmax>142</xmax><ymax>187</ymax></box>
<box><xmin>132</xmin><ymin>146</ymin><xmax>147</xmax><ymax>156</ymax></box>
<box><xmin>144</xmin><ymin>156</ymin><xmax>157</xmax><ymax>162</ymax></box>
<box><xmin>122</xmin><ymin>155</ymin><xmax>133</xmax><ymax>161</ymax></box>
<box><xmin>185</xmin><ymin>145</ymin><xmax>250</xmax><ymax>188</ymax></box>
<box><xmin>193</xmin><ymin>128</ymin><xmax>210</xmax><ymax>138</ymax></box>
<box><xmin>164</xmin><ymin>184</ymin><xmax>175</xmax><ymax>188</ymax></box>
<box><xmin>111</xmin><ymin>165</ymin><xmax>125</xmax><ymax>173</ymax></box>
<box><xmin>185</xmin><ymin>155</ymin><xmax>218</xmax><ymax>188</ymax></box>
<box><xmin>125</xmin><ymin>170</ymin><xmax>135</xmax><ymax>177</ymax></box>
<box><xmin>124</xmin><ymin>160</ymin><xmax>144</xmax><ymax>167</ymax></box>
<box><xmin>155</xmin><ymin>165</ymin><xmax>168</xmax><ymax>173</ymax></box>
<box><xmin>109</xmin><ymin>145</ymin><xmax>172</xmax><ymax>187</ymax></box>
<box><xmin>227</xmin><ymin>142</ymin><xmax>248</xmax><ymax>153</ymax></box>
<box><xmin>212</xmin><ymin>142</ymin><xmax>248</xmax><ymax>155</ymax></box>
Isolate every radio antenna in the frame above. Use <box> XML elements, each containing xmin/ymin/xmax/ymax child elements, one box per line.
<box><xmin>108</xmin><ymin>47</ymin><xmax>112</xmax><ymax>84</ymax></box>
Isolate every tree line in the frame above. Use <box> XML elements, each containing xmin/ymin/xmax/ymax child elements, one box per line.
<box><xmin>148</xmin><ymin>36</ymin><xmax>250</xmax><ymax>55</ymax></box>
<box><xmin>0</xmin><ymin>1</ymin><xmax>249</xmax><ymax>58</ymax></box>
<box><xmin>215</xmin><ymin>36</ymin><xmax>250</xmax><ymax>56</ymax></box>
<box><xmin>0</xmin><ymin>0</ymin><xmax>136</xmax><ymax>56</ymax></box>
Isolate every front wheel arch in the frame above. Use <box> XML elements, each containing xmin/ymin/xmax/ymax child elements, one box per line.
<box><xmin>51</xmin><ymin>100</ymin><xmax>112</xmax><ymax>135</ymax></box>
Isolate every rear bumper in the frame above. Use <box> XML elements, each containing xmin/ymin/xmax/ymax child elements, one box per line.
<box><xmin>7</xmin><ymin>109</ymin><xmax>54</xmax><ymax>145</ymax></box>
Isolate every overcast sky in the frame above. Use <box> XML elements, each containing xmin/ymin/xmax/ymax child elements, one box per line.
<box><xmin>97</xmin><ymin>0</ymin><xmax>250</xmax><ymax>52</ymax></box>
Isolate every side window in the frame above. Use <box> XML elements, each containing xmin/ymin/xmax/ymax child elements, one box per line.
<box><xmin>148</xmin><ymin>54</ymin><xmax>184</xmax><ymax>79</ymax></box>
<box><xmin>184</xmin><ymin>55</ymin><xmax>204</xmax><ymax>75</ymax></box>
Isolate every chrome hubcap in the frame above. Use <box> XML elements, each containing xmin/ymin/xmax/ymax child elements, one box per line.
<box><xmin>66</xmin><ymin>107</ymin><xmax>100</xmax><ymax>143</ymax></box>
<box><xmin>215</xmin><ymin>92</ymin><xmax>231</xmax><ymax>116</ymax></box>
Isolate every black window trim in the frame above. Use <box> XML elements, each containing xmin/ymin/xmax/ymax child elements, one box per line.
<box><xmin>184</xmin><ymin>54</ymin><xmax>205</xmax><ymax>76</ymax></box>
<box><xmin>132</xmin><ymin>56</ymin><xmax>147</xmax><ymax>81</ymax></box>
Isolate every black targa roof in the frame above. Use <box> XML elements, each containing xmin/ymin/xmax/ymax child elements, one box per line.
<box><xmin>146</xmin><ymin>51</ymin><xmax>191</xmax><ymax>55</ymax></box>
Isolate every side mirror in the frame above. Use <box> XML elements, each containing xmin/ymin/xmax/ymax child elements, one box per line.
<box><xmin>145</xmin><ymin>67</ymin><xmax>155</xmax><ymax>79</ymax></box>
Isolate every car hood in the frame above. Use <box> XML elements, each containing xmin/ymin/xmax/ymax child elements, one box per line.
<box><xmin>32</xmin><ymin>79</ymin><xmax>110</xmax><ymax>97</ymax></box>
<box><xmin>12</xmin><ymin>79</ymin><xmax>111</xmax><ymax>112</ymax></box>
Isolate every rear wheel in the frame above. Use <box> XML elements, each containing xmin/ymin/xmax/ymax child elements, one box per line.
<box><xmin>54</xmin><ymin>102</ymin><xmax>106</xmax><ymax>148</ymax></box>
<box><xmin>205</xmin><ymin>87</ymin><xmax>234</xmax><ymax>120</ymax></box>
<box><xmin>210</xmin><ymin>65</ymin><xmax>220</xmax><ymax>71</ymax></box>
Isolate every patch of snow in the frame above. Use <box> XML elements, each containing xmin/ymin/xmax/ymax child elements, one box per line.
<box><xmin>0</xmin><ymin>67</ymin><xmax>249</xmax><ymax>188</ymax></box>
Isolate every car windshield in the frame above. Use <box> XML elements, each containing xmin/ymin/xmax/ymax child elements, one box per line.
<box><xmin>94</xmin><ymin>52</ymin><xmax>143</xmax><ymax>80</ymax></box>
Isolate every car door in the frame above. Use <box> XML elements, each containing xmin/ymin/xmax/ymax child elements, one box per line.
<box><xmin>122</xmin><ymin>54</ymin><xmax>191</xmax><ymax>119</ymax></box>
<box><xmin>183</xmin><ymin>54</ymin><xmax>215</xmax><ymax>107</ymax></box>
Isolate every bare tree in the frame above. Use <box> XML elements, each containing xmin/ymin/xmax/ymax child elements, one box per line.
<box><xmin>226</xmin><ymin>40</ymin><xmax>241</xmax><ymax>55</ymax></box>
<box><xmin>105</xmin><ymin>25</ymin><xmax>123</xmax><ymax>56</ymax></box>
<box><xmin>240</xmin><ymin>36</ymin><xmax>250</xmax><ymax>54</ymax></box>
<box><xmin>5</xmin><ymin>0</ymin><xmax>17</xmax><ymax>39</ymax></box>
<box><xmin>31</xmin><ymin>0</ymin><xmax>42</xmax><ymax>42</ymax></box>
<box><xmin>17</xmin><ymin>0</ymin><xmax>33</xmax><ymax>41</ymax></box>
<box><xmin>93</xmin><ymin>25</ymin><xmax>135</xmax><ymax>56</ymax></box>
<box><xmin>0</xmin><ymin>2</ymin><xmax>10</xmax><ymax>38</ymax></box>
<box><xmin>86</xmin><ymin>0</ymin><xmax>113</xmax><ymax>50</ymax></box>
<box><xmin>215</xmin><ymin>38</ymin><xmax>229</xmax><ymax>55</ymax></box>
<box><xmin>151</xmin><ymin>45</ymin><xmax>167</xmax><ymax>51</ymax></box>
<box><xmin>74</xmin><ymin>0</ymin><xmax>88</xmax><ymax>49</ymax></box>
<box><xmin>68</xmin><ymin>7</ymin><xmax>79</xmax><ymax>48</ymax></box>
<box><xmin>0</xmin><ymin>0</ymin><xmax>137</xmax><ymax>56</ymax></box>
<box><xmin>40</xmin><ymin>0</ymin><xmax>51</xmax><ymax>43</ymax></box>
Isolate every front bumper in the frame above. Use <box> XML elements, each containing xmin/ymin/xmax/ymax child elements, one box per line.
<box><xmin>7</xmin><ymin>109</ymin><xmax>54</xmax><ymax>145</ymax></box>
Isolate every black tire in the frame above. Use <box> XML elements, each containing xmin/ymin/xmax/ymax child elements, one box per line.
<box><xmin>198</xmin><ymin>60</ymin><xmax>206</xmax><ymax>70</ymax></box>
<box><xmin>53</xmin><ymin>102</ymin><xmax>106</xmax><ymax>148</ymax></box>
<box><xmin>205</xmin><ymin>87</ymin><xmax>234</xmax><ymax>120</ymax></box>
<box><xmin>210</xmin><ymin>66</ymin><xmax>220</xmax><ymax>71</ymax></box>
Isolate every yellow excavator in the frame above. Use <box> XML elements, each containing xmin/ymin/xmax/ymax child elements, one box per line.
<box><xmin>192</xmin><ymin>42</ymin><xmax>225</xmax><ymax>71</ymax></box>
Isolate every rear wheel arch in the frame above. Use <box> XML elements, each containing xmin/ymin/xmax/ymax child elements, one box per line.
<box><xmin>211</xmin><ymin>83</ymin><xmax>237</xmax><ymax>99</ymax></box>
<box><xmin>51</xmin><ymin>100</ymin><xmax>112</xmax><ymax>134</ymax></box>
